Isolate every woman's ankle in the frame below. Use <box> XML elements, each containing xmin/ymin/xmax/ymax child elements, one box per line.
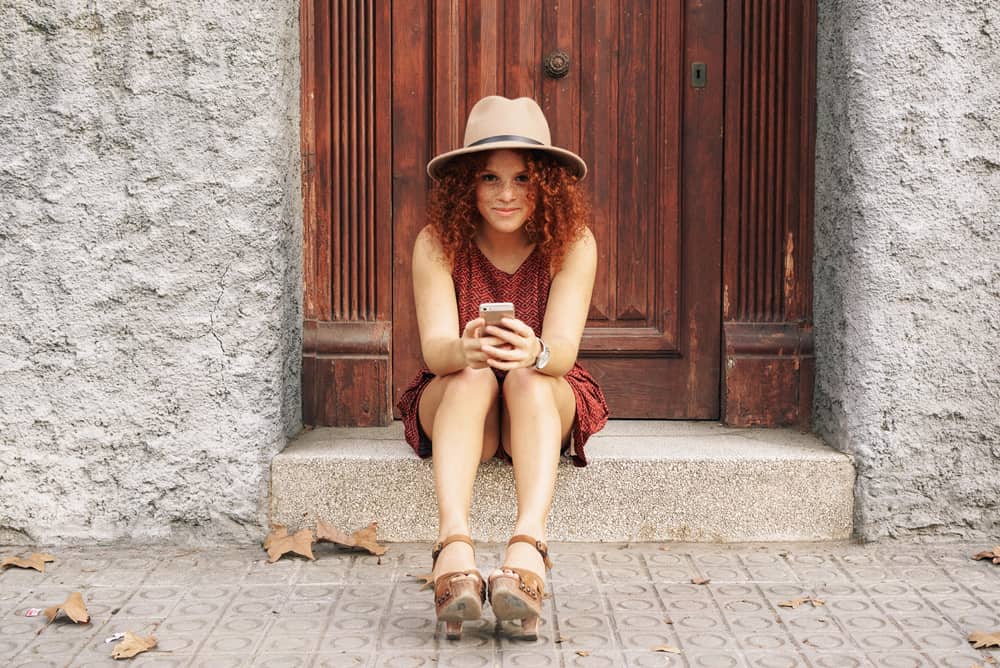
<box><xmin>436</xmin><ymin>524</ymin><xmax>471</xmax><ymax>542</ymax></box>
<box><xmin>511</xmin><ymin>523</ymin><xmax>546</xmax><ymax>542</ymax></box>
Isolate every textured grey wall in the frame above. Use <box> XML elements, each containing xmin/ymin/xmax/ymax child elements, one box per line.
<box><xmin>814</xmin><ymin>1</ymin><xmax>1000</xmax><ymax>539</ymax></box>
<box><xmin>0</xmin><ymin>2</ymin><xmax>303</xmax><ymax>544</ymax></box>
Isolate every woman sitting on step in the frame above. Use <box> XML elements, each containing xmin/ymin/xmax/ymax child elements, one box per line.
<box><xmin>397</xmin><ymin>96</ymin><xmax>609</xmax><ymax>639</ymax></box>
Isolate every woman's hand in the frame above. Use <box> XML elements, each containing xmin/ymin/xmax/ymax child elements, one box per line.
<box><xmin>460</xmin><ymin>317</ymin><xmax>510</xmax><ymax>369</ymax></box>
<box><xmin>481</xmin><ymin>318</ymin><xmax>541</xmax><ymax>370</ymax></box>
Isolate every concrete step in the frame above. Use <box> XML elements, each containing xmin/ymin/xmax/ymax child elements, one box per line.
<box><xmin>269</xmin><ymin>421</ymin><xmax>855</xmax><ymax>542</ymax></box>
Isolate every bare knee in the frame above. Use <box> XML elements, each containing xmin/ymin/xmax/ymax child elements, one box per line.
<box><xmin>501</xmin><ymin>367</ymin><xmax>554</xmax><ymax>409</ymax></box>
<box><xmin>441</xmin><ymin>366</ymin><xmax>500</xmax><ymax>405</ymax></box>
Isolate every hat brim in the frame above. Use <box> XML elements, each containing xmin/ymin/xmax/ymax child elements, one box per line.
<box><xmin>427</xmin><ymin>142</ymin><xmax>587</xmax><ymax>181</ymax></box>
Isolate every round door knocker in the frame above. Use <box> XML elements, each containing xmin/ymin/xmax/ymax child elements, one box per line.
<box><xmin>543</xmin><ymin>50</ymin><xmax>571</xmax><ymax>79</ymax></box>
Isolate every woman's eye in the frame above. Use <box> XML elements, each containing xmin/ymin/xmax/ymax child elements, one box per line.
<box><xmin>514</xmin><ymin>174</ymin><xmax>530</xmax><ymax>184</ymax></box>
<box><xmin>480</xmin><ymin>173</ymin><xmax>498</xmax><ymax>182</ymax></box>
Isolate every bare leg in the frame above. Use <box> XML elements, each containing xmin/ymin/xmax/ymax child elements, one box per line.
<box><xmin>498</xmin><ymin>368</ymin><xmax>576</xmax><ymax>579</ymax></box>
<box><xmin>419</xmin><ymin>367</ymin><xmax>501</xmax><ymax>579</ymax></box>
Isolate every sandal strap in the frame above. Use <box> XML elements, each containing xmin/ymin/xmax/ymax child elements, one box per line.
<box><xmin>507</xmin><ymin>534</ymin><xmax>553</xmax><ymax>570</ymax></box>
<box><xmin>431</xmin><ymin>534</ymin><xmax>475</xmax><ymax>566</ymax></box>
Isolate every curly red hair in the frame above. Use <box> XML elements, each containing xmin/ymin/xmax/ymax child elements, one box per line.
<box><xmin>426</xmin><ymin>149</ymin><xmax>590</xmax><ymax>272</ymax></box>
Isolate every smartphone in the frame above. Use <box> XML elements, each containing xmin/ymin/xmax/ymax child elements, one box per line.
<box><xmin>479</xmin><ymin>302</ymin><xmax>515</xmax><ymax>326</ymax></box>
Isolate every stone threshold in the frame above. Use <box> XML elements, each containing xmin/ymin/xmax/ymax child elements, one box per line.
<box><xmin>269</xmin><ymin>421</ymin><xmax>855</xmax><ymax>542</ymax></box>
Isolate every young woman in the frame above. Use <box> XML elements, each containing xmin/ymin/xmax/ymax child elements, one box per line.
<box><xmin>396</xmin><ymin>96</ymin><xmax>609</xmax><ymax>639</ymax></box>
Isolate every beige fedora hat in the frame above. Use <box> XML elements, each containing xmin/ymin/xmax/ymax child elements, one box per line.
<box><xmin>426</xmin><ymin>96</ymin><xmax>587</xmax><ymax>180</ymax></box>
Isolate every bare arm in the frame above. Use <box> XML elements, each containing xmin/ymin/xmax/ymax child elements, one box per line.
<box><xmin>412</xmin><ymin>226</ymin><xmax>505</xmax><ymax>375</ymax></box>
<box><xmin>535</xmin><ymin>228</ymin><xmax>597</xmax><ymax>376</ymax></box>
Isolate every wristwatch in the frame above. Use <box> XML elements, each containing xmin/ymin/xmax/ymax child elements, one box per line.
<box><xmin>533</xmin><ymin>337</ymin><xmax>551</xmax><ymax>370</ymax></box>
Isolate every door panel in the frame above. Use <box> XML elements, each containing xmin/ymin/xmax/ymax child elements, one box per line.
<box><xmin>391</xmin><ymin>0</ymin><xmax>723</xmax><ymax>418</ymax></box>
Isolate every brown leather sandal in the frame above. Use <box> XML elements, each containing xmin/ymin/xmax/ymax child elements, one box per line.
<box><xmin>432</xmin><ymin>534</ymin><xmax>486</xmax><ymax>640</ymax></box>
<box><xmin>488</xmin><ymin>534</ymin><xmax>554</xmax><ymax>640</ymax></box>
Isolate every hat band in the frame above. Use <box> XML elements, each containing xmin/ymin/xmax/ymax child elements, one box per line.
<box><xmin>467</xmin><ymin>134</ymin><xmax>544</xmax><ymax>148</ymax></box>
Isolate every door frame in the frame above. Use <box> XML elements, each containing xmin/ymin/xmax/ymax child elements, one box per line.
<box><xmin>299</xmin><ymin>0</ymin><xmax>817</xmax><ymax>428</ymax></box>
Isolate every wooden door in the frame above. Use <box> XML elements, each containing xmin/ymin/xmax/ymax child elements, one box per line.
<box><xmin>391</xmin><ymin>0</ymin><xmax>724</xmax><ymax>418</ymax></box>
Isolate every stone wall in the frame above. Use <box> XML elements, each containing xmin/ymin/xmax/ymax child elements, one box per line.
<box><xmin>0</xmin><ymin>1</ymin><xmax>303</xmax><ymax>544</ymax></box>
<box><xmin>813</xmin><ymin>0</ymin><xmax>1000</xmax><ymax>539</ymax></box>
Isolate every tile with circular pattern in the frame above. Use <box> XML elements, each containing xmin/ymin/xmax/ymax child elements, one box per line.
<box><xmin>372</xmin><ymin>651</ymin><xmax>448</xmax><ymax>667</ymax></box>
<box><xmin>560</xmin><ymin>649</ymin><xmax>626</xmax><ymax>667</ymax></box>
<box><xmin>173</xmin><ymin>597</ymin><xmax>231</xmax><ymax>617</ymax></box>
<box><xmin>622</xmin><ymin>649</ymin><xmax>687</xmax><ymax>667</ymax></box>
<box><xmin>311</xmin><ymin>652</ymin><xmax>370</xmax><ymax>667</ymax></box>
<box><xmin>926</xmin><ymin>650</ymin><xmax>1000</xmax><ymax>667</ymax></box>
<box><xmin>250</xmin><ymin>654</ymin><xmax>311</xmax><ymax>667</ymax></box>
<box><xmin>737</xmin><ymin>631</ymin><xmax>797</xmax><ymax>652</ymax></box>
<box><xmin>615</xmin><ymin>628</ymin><xmax>681</xmax><ymax>652</ymax></box>
<box><xmin>380</xmin><ymin>614</ymin><xmax>439</xmax><ymax>651</ymax></box>
<box><xmin>317</xmin><ymin>631</ymin><xmax>377</xmax><ymax>653</ymax></box>
<box><xmin>499</xmin><ymin>650</ymin><xmax>560</xmax><ymax>667</ymax></box>
<box><xmin>213</xmin><ymin>613</ymin><xmax>275</xmax><ymax>636</ymax></box>
<box><xmin>611</xmin><ymin>612</ymin><xmax>672</xmax><ymax>632</ymax></box>
<box><xmin>258</xmin><ymin>629</ymin><xmax>323</xmax><ymax>654</ymax></box>
<box><xmin>864</xmin><ymin>650</ymin><xmax>934</xmax><ymax>668</ymax></box>
<box><xmin>802</xmin><ymin>653</ymin><xmax>869</xmax><ymax>668</ymax></box>
<box><xmin>12</xmin><ymin>657</ymin><xmax>85</xmax><ymax>668</ymax></box>
<box><xmin>496</xmin><ymin>618</ymin><xmax>556</xmax><ymax>649</ymax></box>
<box><xmin>850</xmin><ymin>632</ymin><xmax>917</xmax><ymax>652</ymax></box>
<box><xmin>188</xmin><ymin>656</ymin><xmax>251</xmax><ymax>668</ymax></box>
<box><xmin>668</xmin><ymin>613</ymin><xmax>727</xmax><ymax>635</ymax></box>
<box><xmin>435</xmin><ymin>651</ymin><xmax>500</xmax><ymax>668</ymax></box>
<box><xmin>199</xmin><ymin>632</ymin><xmax>264</xmax><ymax>655</ymax></box>
<box><xmin>297</xmin><ymin>562</ymin><xmax>352</xmax><ymax>585</ymax></box>
<box><xmin>742</xmin><ymin>650</ymin><xmax>811</xmax><ymax>667</ymax></box>
<box><xmin>726</xmin><ymin>613</ymin><xmax>780</xmax><ymax>635</ymax></box>
<box><xmin>554</xmin><ymin>595</ymin><xmax>605</xmax><ymax>617</ymax></box>
<box><xmin>688</xmin><ymin>652</ymin><xmax>752</xmax><ymax>668</ymax></box>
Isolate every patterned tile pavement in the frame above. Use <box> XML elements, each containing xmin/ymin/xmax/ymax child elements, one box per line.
<box><xmin>1</xmin><ymin>541</ymin><xmax>999</xmax><ymax>667</ymax></box>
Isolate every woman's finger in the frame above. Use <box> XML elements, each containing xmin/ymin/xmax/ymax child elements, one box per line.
<box><xmin>499</xmin><ymin>317</ymin><xmax>532</xmax><ymax>337</ymax></box>
<box><xmin>481</xmin><ymin>343</ymin><xmax>526</xmax><ymax>362</ymax></box>
<box><xmin>484</xmin><ymin>324</ymin><xmax>530</xmax><ymax>347</ymax></box>
<box><xmin>478</xmin><ymin>335</ymin><xmax>509</xmax><ymax>348</ymax></box>
<box><xmin>463</xmin><ymin>317</ymin><xmax>485</xmax><ymax>338</ymax></box>
<box><xmin>486</xmin><ymin>357</ymin><xmax>522</xmax><ymax>371</ymax></box>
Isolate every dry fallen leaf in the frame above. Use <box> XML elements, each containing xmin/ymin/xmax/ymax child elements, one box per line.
<box><xmin>663</xmin><ymin>617</ymin><xmax>673</xmax><ymax>625</ymax></box>
<box><xmin>1</xmin><ymin>553</ymin><xmax>55</xmax><ymax>572</ymax></box>
<box><xmin>778</xmin><ymin>597</ymin><xmax>825</xmax><ymax>609</ymax></box>
<box><xmin>316</xmin><ymin>519</ymin><xmax>387</xmax><ymax>556</ymax></box>
<box><xmin>652</xmin><ymin>644</ymin><xmax>682</xmax><ymax>654</ymax></box>
<box><xmin>691</xmin><ymin>577</ymin><xmax>711</xmax><ymax>585</ymax></box>
<box><xmin>111</xmin><ymin>631</ymin><xmax>157</xmax><ymax>659</ymax></box>
<box><xmin>972</xmin><ymin>546</ymin><xmax>1000</xmax><ymax>565</ymax></box>
<box><xmin>555</xmin><ymin>634</ymin><xmax>571</xmax><ymax>643</ymax></box>
<box><xmin>576</xmin><ymin>650</ymin><xmax>590</xmax><ymax>656</ymax></box>
<box><xmin>409</xmin><ymin>572</ymin><xmax>435</xmax><ymax>591</ymax></box>
<box><xmin>263</xmin><ymin>525</ymin><xmax>315</xmax><ymax>563</ymax></box>
<box><xmin>969</xmin><ymin>629</ymin><xmax>1000</xmax><ymax>649</ymax></box>
<box><xmin>44</xmin><ymin>592</ymin><xmax>90</xmax><ymax>624</ymax></box>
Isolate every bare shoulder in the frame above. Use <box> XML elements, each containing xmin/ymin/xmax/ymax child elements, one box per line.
<box><xmin>413</xmin><ymin>225</ymin><xmax>450</xmax><ymax>269</ymax></box>
<box><xmin>557</xmin><ymin>227</ymin><xmax>597</xmax><ymax>274</ymax></box>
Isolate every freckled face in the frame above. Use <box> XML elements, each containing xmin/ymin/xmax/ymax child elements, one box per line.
<box><xmin>475</xmin><ymin>150</ymin><xmax>536</xmax><ymax>236</ymax></box>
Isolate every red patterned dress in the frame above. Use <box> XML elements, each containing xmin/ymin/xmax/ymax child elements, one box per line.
<box><xmin>396</xmin><ymin>241</ymin><xmax>609</xmax><ymax>467</ymax></box>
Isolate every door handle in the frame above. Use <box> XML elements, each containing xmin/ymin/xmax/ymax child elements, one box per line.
<box><xmin>543</xmin><ymin>50</ymin><xmax>571</xmax><ymax>79</ymax></box>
